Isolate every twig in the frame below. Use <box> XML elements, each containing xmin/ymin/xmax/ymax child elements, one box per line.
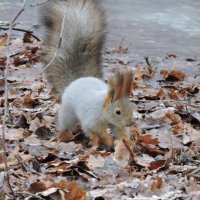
<box><xmin>131</xmin><ymin>98</ymin><xmax>200</xmax><ymax>104</ymax></box>
<box><xmin>2</xmin><ymin>0</ymin><xmax>27</xmax><ymax>198</ymax></box>
<box><xmin>30</xmin><ymin>0</ymin><xmax>49</xmax><ymax>7</ymax></box>
<box><xmin>43</xmin><ymin>10</ymin><xmax>67</xmax><ymax>71</ymax></box>
<box><xmin>122</xmin><ymin>138</ymin><xmax>135</xmax><ymax>160</ymax></box>
<box><xmin>0</xmin><ymin>27</ymin><xmax>40</xmax><ymax>41</ymax></box>
<box><xmin>144</xmin><ymin>57</ymin><xmax>155</xmax><ymax>77</ymax></box>
<box><xmin>194</xmin><ymin>73</ymin><xmax>200</xmax><ymax>79</ymax></box>
<box><xmin>14</xmin><ymin>192</ymin><xmax>44</xmax><ymax>200</ymax></box>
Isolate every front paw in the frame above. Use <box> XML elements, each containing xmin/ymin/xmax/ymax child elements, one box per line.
<box><xmin>100</xmin><ymin>133</ymin><xmax>114</xmax><ymax>148</ymax></box>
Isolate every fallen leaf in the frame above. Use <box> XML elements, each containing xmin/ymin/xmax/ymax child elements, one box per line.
<box><xmin>144</xmin><ymin>88</ymin><xmax>165</xmax><ymax>100</ymax></box>
<box><xmin>0</xmin><ymin>34</ymin><xmax>8</xmax><ymax>48</ymax></box>
<box><xmin>88</xmin><ymin>155</ymin><xmax>105</xmax><ymax>168</ymax></box>
<box><xmin>114</xmin><ymin>139</ymin><xmax>130</xmax><ymax>167</ymax></box>
<box><xmin>58</xmin><ymin>130</ymin><xmax>74</xmax><ymax>142</ymax></box>
<box><xmin>65</xmin><ymin>181</ymin><xmax>86</xmax><ymax>200</ymax></box>
<box><xmin>165</xmin><ymin>113</ymin><xmax>181</xmax><ymax>124</ymax></box>
<box><xmin>143</xmin><ymin>57</ymin><xmax>156</xmax><ymax>78</ymax></box>
<box><xmin>151</xmin><ymin>176</ymin><xmax>162</xmax><ymax>192</ymax></box>
<box><xmin>0</xmin><ymin>57</ymin><xmax>6</xmax><ymax>65</ymax></box>
<box><xmin>160</xmin><ymin>69</ymin><xmax>185</xmax><ymax>81</ymax></box>
<box><xmin>29</xmin><ymin>182</ymin><xmax>47</xmax><ymax>193</ymax></box>
<box><xmin>14</xmin><ymin>114</ymin><xmax>29</xmax><ymax>128</ymax></box>
<box><xmin>23</xmin><ymin>32</ymin><xmax>33</xmax><ymax>43</ymax></box>
<box><xmin>137</xmin><ymin>134</ymin><xmax>159</xmax><ymax>145</ymax></box>
<box><xmin>168</xmin><ymin>90</ymin><xmax>179</xmax><ymax>100</ymax></box>
<box><xmin>135</xmin><ymin>154</ymin><xmax>155</xmax><ymax>167</ymax></box>
<box><xmin>149</xmin><ymin>160</ymin><xmax>167</xmax><ymax>170</ymax></box>
<box><xmin>35</xmin><ymin>126</ymin><xmax>53</xmax><ymax>140</ymax></box>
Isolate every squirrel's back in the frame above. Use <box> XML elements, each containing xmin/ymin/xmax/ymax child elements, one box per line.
<box><xmin>40</xmin><ymin>0</ymin><xmax>106</xmax><ymax>94</ymax></box>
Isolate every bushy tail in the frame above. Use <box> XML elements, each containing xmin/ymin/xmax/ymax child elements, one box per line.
<box><xmin>40</xmin><ymin>0</ymin><xmax>106</xmax><ymax>94</ymax></box>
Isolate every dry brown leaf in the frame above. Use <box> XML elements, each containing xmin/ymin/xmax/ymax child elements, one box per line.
<box><xmin>50</xmin><ymin>179</ymin><xmax>68</xmax><ymax>190</ymax></box>
<box><xmin>0</xmin><ymin>57</ymin><xmax>6</xmax><ymax>65</ymax></box>
<box><xmin>137</xmin><ymin>143</ymin><xmax>166</xmax><ymax>155</ymax></box>
<box><xmin>114</xmin><ymin>140</ymin><xmax>130</xmax><ymax>160</ymax></box>
<box><xmin>149</xmin><ymin>149</ymin><xmax>175</xmax><ymax>170</ymax></box>
<box><xmin>50</xmin><ymin>180</ymin><xmax>86</xmax><ymax>200</ymax></box>
<box><xmin>65</xmin><ymin>181</ymin><xmax>86</xmax><ymax>200</ymax></box>
<box><xmin>35</xmin><ymin>126</ymin><xmax>53</xmax><ymax>140</ymax></box>
<box><xmin>145</xmin><ymin>88</ymin><xmax>165</xmax><ymax>100</ymax></box>
<box><xmin>13</xmin><ymin>56</ymin><xmax>28</xmax><ymax>66</ymax></box>
<box><xmin>0</xmin><ymin>152</ymin><xmax>3</xmax><ymax>164</ymax></box>
<box><xmin>171</xmin><ymin>122</ymin><xmax>183</xmax><ymax>134</ymax></box>
<box><xmin>29</xmin><ymin>182</ymin><xmax>47</xmax><ymax>193</ymax></box>
<box><xmin>0</xmin><ymin>128</ymin><xmax>25</xmax><ymax>140</ymax></box>
<box><xmin>23</xmin><ymin>92</ymin><xmax>38</xmax><ymax>107</ymax></box>
<box><xmin>58</xmin><ymin>130</ymin><xmax>74</xmax><ymax>142</ymax></box>
<box><xmin>160</xmin><ymin>69</ymin><xmax>185</xmax><ymax>81</ymax></box>
<box><xmin>151</xmin><ymin>176</ymin><xmax>162</xmax><ymax>192</ymax></box>
<box><xmin>23</xmin><ymin>32</ymin><xmax>33</xmax><ymax>43</ymax></box>
<box><xmin>149</xmin><ymin>160</ymin><xmax>167</xmax><ymax>170</ymax></box>
<box><xmin>0</xmin><ymin>79</ymin><xmax>4</xmax><ymax>87</ymax></box>
<box><xmin>135</xmin><ymin>154</ymin><xmax>155</xmax><ymax>167</ymax></box>
<box><xmin>183</xmin><ymin>123</ymin><xmax>200</xmax><ymax>144</ymax></box>
<box><xmin>30</xmin><ymin>81</ymin><xmax>45</xmax><ymax>92</ymax></box>
<box><xmin>0</xmin><ymin>148</ymin><xmax>32</xmax><ymax>170</ymax></box>
<box><xmin>133</xmin><ymin>65</ymin><xmax>143</xmax><ymax>81</ymax></box>
<box><xmin>137</xmin><ymin>134</ymin><xmax>159</xmax><ymax>145</ymax></box>
<box><xmin>0</xmin><ymin>34</ymin><xmax>8</xmax><ymax>47</ymax></box>
<box><xmin>114</xmin><ymin>139</ymin><xmax>133</xmax><ymax>167</ymax></box>
<box><xmin>143</xmin><ymin>57</ymin><xmax>156</xmax><ymax>78</ymax></box>
<box><xmin>88</xmin><ymin>155</ymin><xmax>105</xmax><ymax>168</ymax></box>
<box><xmin>165</xmin><ymin>113</ymin><xmax>181</xmax><ymax>124</ymax></box>
<box><xmin>47</xmin><ymin>162</ymin><xmax>70</xmax><ymax>172</ymax></box>
<box><xmin>168</xmin><ymin>90</ymin><xmax>179</xmax><ymax>100</ymax></box>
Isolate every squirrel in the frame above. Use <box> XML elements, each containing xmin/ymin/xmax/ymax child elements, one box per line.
<box><xmin>40</xmin><ymin>0</ymin><xmax>134</xmax><ymax>146</ymax></box>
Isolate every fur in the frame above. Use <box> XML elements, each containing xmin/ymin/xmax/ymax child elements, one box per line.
<box><xmin>40</xmin><ymin>0</ymin><xmax>106</xmax><ymax>94</ymax></box>
<box><xmin>58</xmin><ymin>70</ymin><xmax>134</xmax><ymax>146</ymax></box>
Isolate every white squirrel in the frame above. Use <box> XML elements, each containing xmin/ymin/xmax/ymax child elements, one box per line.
<box><xmin>40</xmin><ymin>0</ymin><xmax>134</xmax><ymax>146</ymax></box>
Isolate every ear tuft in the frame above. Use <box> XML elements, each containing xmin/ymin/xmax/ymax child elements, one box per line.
<box><xmin>122</xmin><ymin>68</ymin><xmax>134</xmax><ymax>96</ymax></box>
<box><xmin>106</xmin><ymin>68</ymin><xmax>133</xmax><ymax>101</ymax></box>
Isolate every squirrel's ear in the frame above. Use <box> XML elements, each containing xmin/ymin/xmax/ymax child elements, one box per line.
<box><xmin>109</xmin><ymin>88</ymin><xmax>115</xmax><ymax>102</ymax></box>
<box><xmin>122</xmin><ymin>69</ymin><xmax>133</xmax><ymax>96</ymax></box>
<box><xmin>113</xmin><ymin>71</ymin><xmax>124</xmax><ymax>100</ymax></box>
<box><xmin>103</xmin><ymin>76</ymin><xmax>116</xmax><ymax>107</ymax></box>
<box><xmin>107</xmin><ymin>74</ymin><xmax>116</xmax><ymax>100</ymax></box>
<box><xmin>103</xmin><ymin>88</ymin><xmax>115</xmax><ymax>107</ymax></box>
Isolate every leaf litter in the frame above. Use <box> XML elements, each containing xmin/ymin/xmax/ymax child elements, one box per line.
<box><xmin>0</xmin><ymin>27</ymin><xmax>200</xmax><ymax>200</ymax></box>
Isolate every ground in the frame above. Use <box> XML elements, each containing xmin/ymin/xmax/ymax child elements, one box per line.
<box><xmin>0</xmin><ymin>1</ymin><xmax>200</xmax><ymax>200</ymax></box>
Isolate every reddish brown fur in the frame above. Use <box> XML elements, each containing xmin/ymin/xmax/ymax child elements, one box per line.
<box><xmin>106</xmin><ymin>69</ymin><xmax>133</xmax><ymax>102</ymax></box>
<box><xmin>114</xmin><ymin>71</ymin><xmax>124</xmax><ymax>100</ymax></box>
<box><xmin>122</xmin><ymin>69</ymin><xmax>134</xmax><ymax>96</ymax></box>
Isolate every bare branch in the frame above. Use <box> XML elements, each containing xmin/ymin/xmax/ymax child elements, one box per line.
<box><xmin>2</xmin><ymin>0</ymin><xmax>27</xmax><ymax>198</ymax></box>
<box><xmin>0</xmin><ymin>27</ymin><xmax>41</xmax><ymax>41</ymax></box>
<box><xmin>30</xmin><ymin>0</ymin><xmax>49</xmax><ymax>7</ymax></box>
<box><xmin>43</xmin><ymin>10</ymin><xmax>67</xmax><ymax>71</ymax></box>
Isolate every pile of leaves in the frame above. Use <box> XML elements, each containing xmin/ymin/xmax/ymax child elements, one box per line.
<box><xmin>0</xmin><ymin>31</ymin><xmax>200</xmax><ymax>199</ymax></box>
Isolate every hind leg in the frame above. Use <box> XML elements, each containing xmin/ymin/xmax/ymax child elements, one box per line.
<box><xmin>58</xmin><ymin>104</ymin><xmax>79</xmax><ymax>132</ymax></box>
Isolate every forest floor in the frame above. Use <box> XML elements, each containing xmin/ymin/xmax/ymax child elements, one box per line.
<box><xmin>0</xmin><ymin>11</ymin><xmax>200</xmax><ymax>200</ymax></box>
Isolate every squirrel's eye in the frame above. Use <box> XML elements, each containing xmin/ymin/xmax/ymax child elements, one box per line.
<box><xmin>115</xmin><ymin>108</ymin><xmax>121</xmax><ymax>115</ymax></box>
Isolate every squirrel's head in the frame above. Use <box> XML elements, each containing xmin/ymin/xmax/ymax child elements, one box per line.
<box><xmin>103</xmin><ymin>69</ymin><xmax>133</xmax><ymax>128</ymax></box>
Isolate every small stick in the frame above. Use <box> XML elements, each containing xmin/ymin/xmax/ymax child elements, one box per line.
<box><xmin>122</xmin><ymin>138</ymin><xmax>135</xmax><ymax>160</ymax></box>
<box><xmin>30</xmin><ymin>0</ymin><xmax>49</xmax><ymax>7</ymax></box>
<box><xmin>0</xmin><ymin>27</ymin><xmax>40</xmax><ymax>41</ymax></box>
<box><xmin>43</xmin><ymin>10</ymin><xmax>67</xmax><ymax>71</ymax></box>
<box><xmin>2</xmin><ymin>0</ymin><xmax>27</xmax><ymax>198</ymax></box>
<box><xmin>131</xmin><ymin>98</ymin><xmax>200</xmax><ymax>104</ymax></box>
